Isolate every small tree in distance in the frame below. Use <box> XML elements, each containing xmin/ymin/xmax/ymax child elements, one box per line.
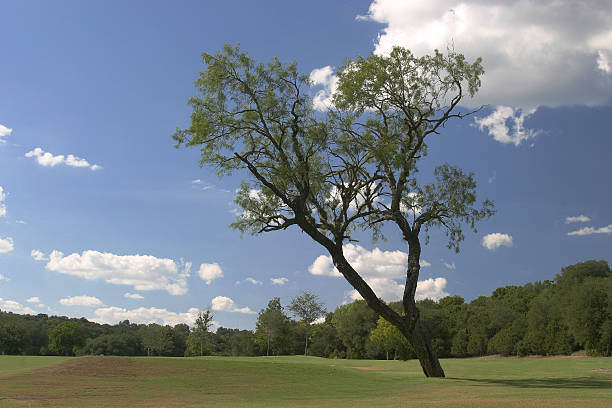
<box><xmin>174</xmin><ymin>44</ymin><xmax>493</xmax><ymax>377</ymax></box>
<box><xmin>193</xmin><ymin>309</ymin><xmax>214</xmax><ymax>356</ymax></box>
<box><xmin>288</xmin><ymin>291</ymin><xmax>326</xmax><ymax>355</ymax></box>
<box><xmin>255</xmin><ymin>297</ymin><xmax>290</xmax><ymax>356</ymax></box>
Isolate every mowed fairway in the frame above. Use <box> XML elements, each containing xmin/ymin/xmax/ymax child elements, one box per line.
<box><xmin>0</xmin><ymin>355</ymin><xmax>610</xmax><ymax>407</ymax></box>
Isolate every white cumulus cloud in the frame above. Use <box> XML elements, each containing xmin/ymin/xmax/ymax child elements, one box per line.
<box><xmin>0</xmin><ymin>124</ymin><xmax>12</xmax><ymax>143</ymax></box>
<box><xmin>92</xmin><ymin>306</ymin><xmax>200</xmax><ymax>326</ymax></box>
<box><xmin>309</xmin><ymin>254</ymin><xmax>342</xmax><ymax>277</ymax></box>
<box><xmin>211</xmin><ymin>296</ymin><xmax>256</xmax><ymax>314</ymax></box>
<box><xmin>474</xmin><ymin>106</ymin><xmax>540</xmax><ymax>146</ymax></box>
<box><xmin>310</xmin><ymin>65</ymin><xmax>339</xmax><ymax>110</ymax></box>
<box><xmin>415</xmin><ymin>277</ymin><xmax>450</xmax><ymax>301</ymax></box>
<box><xmin>30</xmin><ymin>249</ymin><xmax>47</xmax><ymax>261</ymax></box>
<box><xmin>124</xmin><ymin>292</ymin><xmax>144</xmax><ymax>300</ymax></box>
<box><xmin>309</xmin><ymin>244</ymin><xmax>449</xmax><ymax>302</ymax></box>
<box><xmin>481</xmin><ymin>233</ymin><xmax>514</xmax><ymax>250</ymax></box>
<box><xmin>444</xmin><ymin>262</ymin><xmax>456</xmax><ymax>270</ymax></box>
<box><xmin>0</xmin><ymin>298</ymin><xmax>36</xmax><ymax>314</ymax></box>
<box><xmin>567</xmin><ymin>224</ymin><xmax>612</xmax><ymax>236</ymax></box>
<box><xmin>26</xmin><ymin>297</ymin><xmax>40</xmax><ymax>303</ymax></box>
<box><xmin>25</xmin><ymin>147</ymin><xmax>101</xmax><ymax>171</ymax></box>
<box><xmin>0</xmin><ymin>274</ymin><xmax>9</xmax><ymax>282</ymax></box>
<box><xmin>0</xmin><ymin>236</ymin><xmax>14</xmax><ymax>253</ymax></box>
<box><xmin>309</xmin><ymin>244</ymin><xmax>409</xmax><ymax>278</ymax></box>
<box><xmin>349</xmin><ymin>0</ymin><xmax>612</xmax><ymax>145</ymax></box>
<box><xmin>59</xmin><ymin>295</ymin><xmax>105</xmax><ymax>307</ymax></box>
<box><xmin>361</xmin><ymin>0</ymin><xmax>612</xmax><ymax>109</ymax></box>
<box><xmin>45</xmin><ymin>250</ymin><xmax>191</xmax><ymax>295</ymax></box>
<box><xmin>198</xmin><ymin>263</ymin><xmax>224</xmax><ymax>285</ymax></box>
<box><xmin>565</xmin><ymin>215</ymin><xmax>591</xmax><ymax>224</ymax></box>
<box><xmin>270</xmin><ymin>277</ymin><xmax>288</xmax><ymax>286</ymax></box>
<box><xmin>348</xmin><ymin>277</ymin><xmax>449</xmax><ymax>302</ymax></box>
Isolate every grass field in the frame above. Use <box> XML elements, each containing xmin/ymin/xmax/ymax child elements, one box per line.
<box><xmin>0</xmin><ymin>356</ymin><xmax>71</xmax><ymax>379</ymax></box>
<box><xmin>0</xmin><ymin>355</ymin><xmax>610</xmax><ymax>407</ymax></box>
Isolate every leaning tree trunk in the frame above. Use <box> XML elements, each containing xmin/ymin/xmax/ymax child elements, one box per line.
<box><xmin>404</xmin><ymin>320</ymin><xmax>445</xmax><ymax>377</ymax></box>
<box><xmin>327</xmin><ymin>243</ymin><xmax>445</xmax><ymax>377</ymax></box>
<box><xmin>399</xmin><ymin>293</ymin><xmax>445</xmax><ymax>377</ymax></box>
<box><xmin>402</xmin><ymin>235</ymin><xmax>445</xmax><ymax>377</ymax></box>
<box><xmin>300</xmin><ymin>222</ymin><xmax>445</xmax><ymax>377</ymax></box>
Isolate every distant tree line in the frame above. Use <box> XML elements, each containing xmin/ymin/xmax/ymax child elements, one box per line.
<box><xmin>1</xmin><ymin>260</ymin><xmax>610</xmax><ymax>358</ymax></box>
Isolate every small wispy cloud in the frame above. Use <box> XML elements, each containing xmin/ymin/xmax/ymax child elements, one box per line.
<box><xmin>0</xmin><ymin>186</ymin><xmax>6</xmax><ymax>217</ymax></box>
<box><xmin>31</xmin><ymin>249</ymin><xmax>48</xmax><ymax>261</ymax></box>
<box><xmin>420</xmin><ymin>259</ymin><xmax>431</xmax><ymax>268</ymax></box>
<box><xmin>270</xmin><ymin>277</ymin><xmax>288</xmax><ymax>286</ymax></box>
<box><xmin>443</xmin><ymin>262</ymin><xmax>456</xmax><ymax>270</ymax></box>
<box><xmin>25</xmin><ymin>147</ymin><xmax>101</xmax><ymax>171</ymax></box>
<box><xmin>245</xmin><ymin>277</ymin><xmax>263</xmax><ymax>285</ymax></box>
<box><xmin>567</xmin><ymin>224</ymin><xmax>612</xmax><ymax>236</ymax></box>
<box><xmin>565</xmin><ymin>215</ymin><xmax>590</xmax><ymax>224</ymax></box>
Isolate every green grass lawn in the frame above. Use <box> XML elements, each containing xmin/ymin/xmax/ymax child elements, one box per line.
<box><xmin>0</xmin><ymin>355</ymin><xmax>71</xmax><ymax>378</ymax></box>
<box><xmin>0</xmin><ymin>355</ymin><xmax>610</xmax><ymax>407</ymax></box>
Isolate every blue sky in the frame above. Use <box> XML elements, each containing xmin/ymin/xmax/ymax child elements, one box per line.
<box><xmin>1</xmin><ymin>0</ymin><xmax>611</xmax><ymax>329</ymax></box>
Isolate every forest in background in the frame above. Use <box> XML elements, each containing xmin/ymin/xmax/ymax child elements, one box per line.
<box><xmin>1</xmin><ymin>260</ymin><xmax>610</xmax><ymax>359</ymax></box>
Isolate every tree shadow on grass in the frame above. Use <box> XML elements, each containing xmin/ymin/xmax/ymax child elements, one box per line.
<box><xmin>446</xmin><ymin>377</ymin><xmax>612</xmax><ymax>390</ymax></box>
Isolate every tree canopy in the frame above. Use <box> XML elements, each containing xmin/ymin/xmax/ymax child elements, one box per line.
<box><xmin>173</xmin><ymin>44</ymin><xmax>492</xmax><ymax>377</ymax></box>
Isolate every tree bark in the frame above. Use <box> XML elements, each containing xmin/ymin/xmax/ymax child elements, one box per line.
<box><xmin>402</xmin><ymin>234</ymin><xmax>446</xmax><ymax>377</ymax></box>
<box><xmin>405</xmin><ymin>321</ymin><xmax>445</xmax><ymax>377</ymax></box>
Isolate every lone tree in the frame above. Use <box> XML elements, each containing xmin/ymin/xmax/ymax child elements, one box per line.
<box><xmin>193</xmin><ymin>309</ymin><xmax>214</xmax><ymax>356</ymax></box>
<box><xmin>174</xmin><ymin>44</ymin><xmax>493</xmax><ymax>377</ymax></box>
<box><xmin>288</xmin><ymin>291</ymin><xmax>326</xmax><ymax>355</ymax></box>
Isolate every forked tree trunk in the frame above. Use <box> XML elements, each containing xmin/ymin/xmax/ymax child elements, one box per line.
<box><xmin>327</xmin><ymin>246</ymin><xmax>445</xmax><ymax>377</ymax></box>
<box><xmin>301</xmin><ymin>222</ymin><xmax>445</xmax><ymax>377</ymax></box>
